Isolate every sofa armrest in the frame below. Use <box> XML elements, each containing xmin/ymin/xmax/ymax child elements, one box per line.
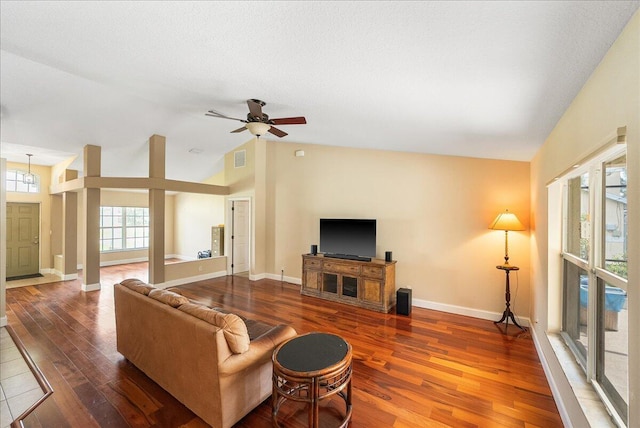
<box><xmin>218</xmin><ymin>325</ymin><xmax>297</xmax><ymax>376</ymax></box>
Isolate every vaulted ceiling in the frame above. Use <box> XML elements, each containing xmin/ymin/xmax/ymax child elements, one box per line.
<box><xmin>1</xmin><ymin>1</ymin><xmax>638</xmax><ymax>182</ymax></box>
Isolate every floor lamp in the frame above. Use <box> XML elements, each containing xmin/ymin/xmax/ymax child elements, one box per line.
<box><xmin>489</xmin><ymin>209</ymin><xmax>526</xmax><ymax>331</ymax></box>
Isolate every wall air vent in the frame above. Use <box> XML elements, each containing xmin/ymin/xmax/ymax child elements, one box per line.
<box><xmin>234</xmin><ymin>150</ymin><xmax>246</xmax><ymax>168</ymax></box>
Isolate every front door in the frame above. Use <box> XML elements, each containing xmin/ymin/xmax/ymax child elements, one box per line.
<box><xmin>6</xmin><ymin>202</ymin><xmax>40</xmax><ymax>279</ymax></box>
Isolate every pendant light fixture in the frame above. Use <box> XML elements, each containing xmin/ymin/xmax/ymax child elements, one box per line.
<box><xmin>23</xmin><ymin>154</ymin><xmax>35</xmax><ymax>184</ymax></box>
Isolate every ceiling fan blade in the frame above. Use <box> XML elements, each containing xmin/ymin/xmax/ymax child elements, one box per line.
<box><xmin>205</xmin><ymin>110</ymin><xmax>246</xmax><ymax>122</ymax></box>
<box><xmin>247</xmin><ymin>99</ymin><xmax>264</xmax><ymax>119</ymax></box>
<box><xmin>270</xmin><ymin>116</ymin><xmax>307</xmax><ymax>125</ymax></box>
<box><xmin>268</xmin><ymin>126</ymin><xmax>288</xmax><ymax>138</ymax></box>
<box><xmin>231</xmin><ymin>126</ymin><xmax>248</xmax><ymax>133</ymax></box>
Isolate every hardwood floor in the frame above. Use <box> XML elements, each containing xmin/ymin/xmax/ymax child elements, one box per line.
<box><xmin>5</xmin><ymin>263</ymin><xmax>562</xmax><ymax>427</ymax></box>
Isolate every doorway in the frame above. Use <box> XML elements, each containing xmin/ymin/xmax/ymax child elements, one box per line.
<box><xmin>228</xmin><ymin>199</ymin><xmax>251</xmax><ymax>275</ymax></box>
<box><xmin>6</xmin><ymin>202</ymin><xmax>40</xmax><ymax>280</ymax></box>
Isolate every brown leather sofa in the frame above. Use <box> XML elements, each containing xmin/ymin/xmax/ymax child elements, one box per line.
<box><xmin>114</xmin><ymin>279</ymin><xmax>297</xmax><ymax>428</ymax></box>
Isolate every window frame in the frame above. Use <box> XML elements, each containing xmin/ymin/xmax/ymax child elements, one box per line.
<box><xmin>559</xmin><ymin>145</ymin><xmax>628</xmax><ymax>426</ymax></box>
<box><xmin>99</xmin><ymin>206</ymin><xmax>150</xmax><ymax>252</ymax></box>
<box><xmin>5</xmin><ymin>169</ymin><xmax>40</xmax><ymax>193</ymax></box>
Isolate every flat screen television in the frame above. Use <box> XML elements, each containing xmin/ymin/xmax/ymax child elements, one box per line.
<box><xmin>319</xmin><ymin>219</ymin><xmax>376</xmax><ymax>261</ymax></box>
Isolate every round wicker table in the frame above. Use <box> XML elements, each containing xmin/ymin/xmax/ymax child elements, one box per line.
<box><xmin>272</xmin><ymin>332</ymin><xmax>353</xmax><ymax>427</ymax></box>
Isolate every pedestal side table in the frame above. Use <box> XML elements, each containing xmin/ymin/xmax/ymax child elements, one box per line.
<box><xmin>495</xmin><ymin>265</ymin><xmax>526</xmax><ymax>332</ymax></box>
<box><xmin>272</xmin><ymin>332</ymin><xmax>353</xmax><ymax>427</ymax></box>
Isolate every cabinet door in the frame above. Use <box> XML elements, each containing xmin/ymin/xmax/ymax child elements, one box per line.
<box><xmin>342</xmin><ymin>276</ymin><xmax>358</xmax><ymax>298</ymax></box>
<box><xmin>305</xmin><ymin>270</ymin><xmax>320</xmax><ymax>290</ymax></box>
<box><xmin>323</xmin><ymin>273</ymin><xmax>338</xmax><ymax>294</ymax></box>
<box><xmin>363</xmin><ymin>279</ymin><xmax>382</xmax><ymax>304</ymax></box>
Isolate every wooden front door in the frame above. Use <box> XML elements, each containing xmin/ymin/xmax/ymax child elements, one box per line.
<box><xmin>6</xmin><ymin>202</ymin><xmax>40</xmax><ymax>279</ymax></box>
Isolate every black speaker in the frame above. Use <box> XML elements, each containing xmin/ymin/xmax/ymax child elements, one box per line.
<box><xmin>397</xmin><ymin>288</ymin><xmax>412</xmax><ymax>316</ymax></box>
<box><xmin>385</xmin><ymin>251</ymin><xmax>392</xmax><ymax>262</ymax></box>
<box><xmin>311</xmin><ymin>244</ymin><xmax>318</xmax><ymax>255</ymax></box>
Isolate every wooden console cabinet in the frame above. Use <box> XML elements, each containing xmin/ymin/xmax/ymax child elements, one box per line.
<box><xmin>301</xmin><ymin>254</ymin><xmax>397</xmax><ymax>313</ymax></box>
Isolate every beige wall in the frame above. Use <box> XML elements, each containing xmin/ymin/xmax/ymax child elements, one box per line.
<box><xmin>262</xmin><ymin>142</ymin><xmax>531</xmax><ymax>315</ymax></box>
<box><xmin>172</xmin><ymin>169</ymin><xmax>226</xmax><ymax>259</ymax></box>
<box><xmin>530</xmin><ymin>10</ymin><xmax>639</xmax><ymax>426</ymax></box>
<box><xmin>164</xmin><ymin>257</ymin><xmax>227</xmax><ymax>283</ymax></box>
<box><xmin>1</xmin><ymin>159</ymin><xmax>6</xmax><ymax>325</ymax></box>
<box><xmin>224</xmin><ymin>140</ymin><xmax>255</xmax><ymax>194</ymax></box>
<box><xmin>50</xmin><ymin>194</ymin><xmax>63</xmax><ymax>258</ymax></box>
<box><xmin>173</xmin><ymin>192</ymin><xmax>225</xmax><ymax>259</ymax></box>
<box><xmin>224</xmin><ymin>139</ymin><xmax>261</xmax><ymax>275</ymax></box>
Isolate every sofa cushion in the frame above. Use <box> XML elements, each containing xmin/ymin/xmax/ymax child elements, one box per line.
<box><xmin>120</xmin><ymin>278</ymin><xmax>154</xmax><ymax>295</ymax></box>
<box><xmin>178</xmin><ymin>303</ymin><xmax>250</xmax><ymax>354</ymax></box>
<box><xmin>148</xmin><ymin>289</ymin><xmax>190</xmax><ymax>308</ymax></box>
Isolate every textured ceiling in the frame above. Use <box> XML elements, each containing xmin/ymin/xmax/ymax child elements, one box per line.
<box><xmin>1</xmin><ymin>1</ymin><xmax>638</xmax><ymax>182</ymax></box>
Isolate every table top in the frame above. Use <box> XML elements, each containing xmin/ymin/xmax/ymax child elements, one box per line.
<box><xmin>275</xmin><ymin>332</ymin><xmax>349</xmax><ymax>373</ymax></box>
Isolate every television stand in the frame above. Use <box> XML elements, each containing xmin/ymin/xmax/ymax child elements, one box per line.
<box><xmin>323</xmin><ymin>254</ymin><xmax>372</xmax><ymax>262</ymax></box>
<box><xmin>301</xmin><ymin>254</ymin><xmax>396</xmax><ymax>313</ymax></box>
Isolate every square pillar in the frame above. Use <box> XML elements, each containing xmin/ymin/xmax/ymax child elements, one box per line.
<box><xmin>62</xmin><ymin>191</ymin><xmax>78</xmax><ymax>279</ymax></box>
<box><xmin>148</xmin><ymin>135</ymin><xmax>165</xmax><ymax>286</ymax></box>
<box><xmin>82</xmin><ymin>145</ymin><xmax>101</xmax><ymax>291</ymax></box>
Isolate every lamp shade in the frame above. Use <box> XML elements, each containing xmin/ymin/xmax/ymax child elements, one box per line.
<box><xmin>246</xmin><ymin>122</ymin><xmax>271</xmax><ymax>136</ymax></box>
<box><xmin>488</xmin><ymin>210</ymin><xmax>525</xmax><ymax>231</ymax></box>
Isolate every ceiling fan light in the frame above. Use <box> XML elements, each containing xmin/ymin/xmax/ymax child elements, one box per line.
<box><xmin>246</xmin><ymin>122</ymin><xmax>271</xmax><ymax>137</ymax></box>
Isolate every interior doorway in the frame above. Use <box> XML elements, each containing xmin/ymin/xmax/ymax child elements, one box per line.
<box><xmin>228</xmin><ymin>198</ymin><xmax>251</xmax><ymax>275</ymax></box>
<box><xmin>6</xmin><ymin>202</ymin><xmax>40</xmax><ymax>280</ymax></box>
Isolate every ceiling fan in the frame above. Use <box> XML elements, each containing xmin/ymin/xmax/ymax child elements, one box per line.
<box><xmin>205</xmin><ymin>99</ymin><xmax>306</xmax><ymax>138</ymax></box>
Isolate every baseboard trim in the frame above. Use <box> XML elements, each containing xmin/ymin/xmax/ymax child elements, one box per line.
<box><xmin>250</xmin><ymin>273</ymin><xmax>266</xmax><ymax>281</ymax></box>
<box><xmin>53</xmin><ymin>270</ymin><xmax>78</xmax><ymax>281</ymax></box>
<box><xmin>155</xmin><ymin>270</ymin><xmax>228</xmax><ymax>289</ymax></box>
<box><xmin>411</xmin><ymin>297</ymin><xmax>531</xmax><ymax>327</ymax></box>
<box><xmin>265</xmin><ymin>273</ymin><xmax>301</xmax><ymax>284</ymax></box>
<box><xmin>81</xmin><ymin>282</ymin><xmax>101</xmax><ymax>292</ymax></box>
<box><xmin>0</xmin><ymin>316</ymin><xmax>7</xmax><ymax>327</ymax></box>
<box><xmin>269</xmin><ymin>279</ymin><xmax>532</xmax><ymax>325</ymax></box>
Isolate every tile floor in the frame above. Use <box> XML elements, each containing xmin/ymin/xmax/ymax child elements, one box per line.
<box><xmin>5</xmin><ymin>273</ymin><xmax>61</xmax><ymax>289</ymax></box>
<box><xmin>0</xmin><ymin>327</ymin><xmax>43</xmax><ymax>428</ymax></box>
